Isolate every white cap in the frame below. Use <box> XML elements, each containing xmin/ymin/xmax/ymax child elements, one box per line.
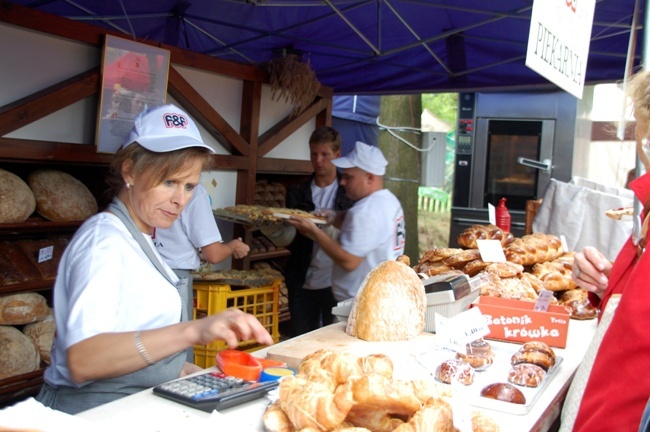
<box><xmin>123</xmin><ymin>104</ymin><xmax>215</xmax><ymax>153</ymax></box>
<box><xmin>331</xmin><ymin>141</ymin><xmax>388</xmax><ymax>175</ymax></box>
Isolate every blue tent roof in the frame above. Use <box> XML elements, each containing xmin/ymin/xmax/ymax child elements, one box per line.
<box><xmin>8</xmin><ymin>0</ymin><xmax>644</xmax><ymax>94</ymax></box>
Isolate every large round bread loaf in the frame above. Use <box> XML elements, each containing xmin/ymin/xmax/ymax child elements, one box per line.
<box><xmin>27</xmin><ymin>169</ymin><xmax>97</xmax><ymax>222</ymax></box>
<box><xmin>345</xmin><ymin>259</ymin><xmax>427</xmax><ymax>341</ymax></box>
<box><xmin>0</xmin><ymin>292</ymin><xmax>50</xmax><ymax>325</ymax></box>
<box><xmin>0</xmin><ymin>325</ymin><xmax>41</xmax><ymax>379</ymax></box>
<box><xmin>0</xmin><ymin>168</ymin><xmax>36</xmax><ymax>223</ymax></box>
<box><xmin>23</xmin><ymin>310</ymin><xmax>55</xmax><ymax>364</ymax></box>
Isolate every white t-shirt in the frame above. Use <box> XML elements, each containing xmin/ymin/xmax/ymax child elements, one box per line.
<box><xmin>45</xmin><ymin>212</ymin><xmax>182</xmax><ymax>387</ymax></box>
<box><xmin>303</xmin><ymin>179</ymin><xmax>339</xmax><ymax>290</ymax></box>
<box><xmin>332</xmin><ymin>189</ymin><xmax>405</xmax><ymax>301</ymax></box>
<box><xmin>154</xmin><ymin>184</ymin><xmax>222</xmax><ymax>270</ymax></box>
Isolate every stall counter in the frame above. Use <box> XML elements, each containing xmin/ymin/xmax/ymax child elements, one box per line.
<box><xmin>76</xmin><ymin>318</ymin><xmax>597</xmax><ymax>432</ymax></box>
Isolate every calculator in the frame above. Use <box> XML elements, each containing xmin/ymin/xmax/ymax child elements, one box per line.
<box><xmin>152</xmin><ymin>370</ymin><xmax>279</xmax><ymax>412</ymax></box>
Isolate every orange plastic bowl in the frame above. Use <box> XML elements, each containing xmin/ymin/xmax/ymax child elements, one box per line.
<box><xmin>216</xmin><ymin>349</ymin><xmax>263</xmax><ymax>381</ymax></box>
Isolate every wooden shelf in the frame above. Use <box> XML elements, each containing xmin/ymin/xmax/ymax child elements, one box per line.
<box><xmin>0</xmin><ymin>217</ymin><xmax>82</xmax><ymax>235</ymax></box>
<box><xmin>0</xmin><ymin>280</ymin><xmax>53</xmax><ymax>295</ymax></box>
<box><xmin>249</xmin><ymin>249</ymin><xmax>290</xmax><ymax>261</ymax></box>
<box><xmin>0</xmin><ymin>369</ymin><xmax>44</xmax><ymax>407</ymax></box>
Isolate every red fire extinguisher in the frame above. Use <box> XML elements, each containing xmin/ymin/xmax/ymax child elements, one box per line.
<box><xmin>496</xmin><ymin>198</ymin><xmax>511</xmax><ymax>232</ymax></box>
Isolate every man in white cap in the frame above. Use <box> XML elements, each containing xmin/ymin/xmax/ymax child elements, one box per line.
<box><xmin>286</xmin><ymin>141</ymin><xmax>405</xmax><ymax>302</ymax></box>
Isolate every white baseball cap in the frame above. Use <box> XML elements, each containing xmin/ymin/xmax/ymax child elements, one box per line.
<box><xmin>331</xmin><ymin>141</ymin><xmax>388</xmax><ymax>175</ymax></box>
<box><xmin>123</xmin><ymin>104</ymin><xmax>215</xmax><ymax>153</ymax></box>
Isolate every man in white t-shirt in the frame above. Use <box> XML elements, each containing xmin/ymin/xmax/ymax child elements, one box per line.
<box><xmin>286</xmin><ymin>141</ymin><xmax>405</xmax><ymax>302</ymax></box>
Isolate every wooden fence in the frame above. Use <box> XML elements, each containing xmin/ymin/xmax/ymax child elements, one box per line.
<box><xmin>418</xmin><ymin>187</ymin><xmax>451</xmax><ymax>213</ymax></box>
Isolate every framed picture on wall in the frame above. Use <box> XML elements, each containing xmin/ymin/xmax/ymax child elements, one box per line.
<box><xmin>96</xmin><ymin>35</ymin><xmax>170</xmax><ymax>154</ymax></box>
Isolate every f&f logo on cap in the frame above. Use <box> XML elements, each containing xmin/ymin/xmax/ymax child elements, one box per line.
<box><xmin>163</xmin><ymin>112</ymin><xmax>189</xmax><ymax>129</ymax></box>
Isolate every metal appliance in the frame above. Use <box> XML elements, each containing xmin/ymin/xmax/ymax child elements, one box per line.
<box><xmin>449</xmin><ymin>91</ymin><xmax>579</xmax><ymax>246</ymax></box>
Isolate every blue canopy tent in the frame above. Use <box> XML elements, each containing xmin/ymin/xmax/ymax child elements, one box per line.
<box><xmin>7</xmin><ymin>0</ymin><xmax>644</xmax><ymax>95</ymax></box>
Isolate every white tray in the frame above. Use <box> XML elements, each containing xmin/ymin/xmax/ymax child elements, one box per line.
<box><xmin>272</xmin><ymin>212</ymin><xmax>328</xmax><ymax>225</ymax></box>
<box><xmin>414</xmin><ymin>343</ymin><xmax>563</xmax><ymax>415</ymax></box>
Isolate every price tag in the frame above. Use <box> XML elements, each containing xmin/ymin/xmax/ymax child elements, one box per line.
<box><xmin>488</xmin><ymin>203</ymin><xmax>496</xmax><ymax>225</ymax></box>
<box><xmin>38</xmin><ymin>246</ymin><xmax>53</xmax><ymax>263</ymax></box>
<box><xmin>476</xmin><ymin>239</ymin><xmax>506</xmax><ymax>262</ymax></box>
<box><xmin>560</xmin><ymin>235</ymin><xmax>568</xmax><ymax>253</ymax></box>
<box><xmin>534</xmin><ymin>289</ymin><xmax>554</xmax><ymax>312</ymax></box>
<box><xmin>435</xmin><ymin>307</ymin><xmax>491</xmax><ymax>354</ymax></box>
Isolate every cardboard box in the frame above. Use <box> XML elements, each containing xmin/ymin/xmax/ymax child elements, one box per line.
<box><xmin>471</xmin><ymin>296</ymin><xmax>570</xmax><ymax>348</ymax></box>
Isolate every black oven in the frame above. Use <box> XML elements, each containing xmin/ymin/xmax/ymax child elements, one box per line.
<box><xmin>449</xmin><ymin>91</ymin><xmax>577</xmax><ymax>247</ymax></box>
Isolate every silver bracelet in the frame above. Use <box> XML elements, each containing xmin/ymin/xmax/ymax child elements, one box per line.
<box><xmin>134</xmin><ymin>331</ymin><xmax>154</xmax><ymax>365</ymax></box>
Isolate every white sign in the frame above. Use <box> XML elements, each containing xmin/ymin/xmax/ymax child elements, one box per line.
<box><xmin>435</xmin><ymin>307</ymin><xmax>491</xmax><ymax>353</ymax></box>
<box><xmin>526</xmin><ymin>0</ymin><xmax>596</xmax><ymax>99</ymax></box>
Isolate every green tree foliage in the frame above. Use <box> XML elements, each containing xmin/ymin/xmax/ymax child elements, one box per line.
<box><xmin>421</xmin><ymin>93</ymin><xmax>458</xmax><ymax>126</ymax></box>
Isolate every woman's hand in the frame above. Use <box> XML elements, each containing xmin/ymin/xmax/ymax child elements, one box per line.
<box><xmin>572</xmin><ymin>246</ymin><xmax>611</xmax><ymax>296</ymax></box>
<box><xmin>196</xmin><ymin>308</ymin><xmax>275</xmax><ymax>349</ymax></box>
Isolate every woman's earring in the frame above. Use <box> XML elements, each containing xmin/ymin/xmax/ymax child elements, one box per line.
<box><xmin>126</xmin><ymin>183</ymin><xmax>132</xmax><ymax>189</ymax></box>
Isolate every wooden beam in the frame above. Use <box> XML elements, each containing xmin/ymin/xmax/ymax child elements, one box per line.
<box><xmin>238</xmin><ymin>80</ymin><xmax>262</xmax><ymax>204</ymax></box>
<box><xmin>257</xmin><ymin>158</ymin><xmax>313</xmax><ymax>174</ymax></box>
<box><xmin>0</xmin><ymin>138</ymin><xmax>113</xmax><ymax>165</ymax></box>
<box><xmin>257</xmin><ymin>97</ymin><xmax>329</xmax><ymax>156</ymax></box>
<box><xmin>0</xmin><ymin>2</ymin><xmax>263</xmax><ymax>82</ymax></box>
<box><xmin>0</xmin><ymin>69</ymin><xmax>99</xmax><ymax>136</ymax></box>
<box><xmin>168</xmin><ymin>66</ymin><xmax>250</xmax><ymax>156</ymax></box>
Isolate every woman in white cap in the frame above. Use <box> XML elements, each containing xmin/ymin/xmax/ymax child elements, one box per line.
<box><xmin>35</xmin><ymin>104</ymin><xmax>274</xmax><ymax>414</ymax></box>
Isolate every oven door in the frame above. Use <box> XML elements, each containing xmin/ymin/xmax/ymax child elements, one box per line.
<box><xmin>471</xmin><ymin>118</ymin><xmax>555</xmax><ymax>211</ymax></box>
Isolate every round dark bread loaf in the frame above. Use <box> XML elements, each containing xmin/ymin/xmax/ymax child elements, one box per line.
<box><xmin>0</xmin><ymin>292</ymin><xmax>50</xmax><ymax>325</ymax></box>
<box><xmin>480</xmin><ymin>382</ymin><xmax>526</xmax><ymax>405</ymax></box>
<box><xmin>0</xmin><ymin>325</ymin><xmax>41</xmax><ymax>380</ymax></box>
<box><xmin>27</xmin><ymin>169</ymin><xmax>97</xmax><ymax>222</ymax></box>
<box><xmin>23</xmin><ymin>310</ymin><xmax>55</xmax><ymax>364</ymax></box>
<box><xmin>0</xmin><ymin>168</ymin><xmax>36</xmax><ymax>223</ymax></box>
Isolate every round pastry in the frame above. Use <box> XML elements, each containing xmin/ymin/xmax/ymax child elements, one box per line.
<box><xmin>435</xmin><ymin>359</ymin><xmax>475</xmax><ymax>385</ymax></box>
<box><xmin>456</xmin><ymin>338</ymin><xmax>495</xmax><ymax>371</ymax></box>
<box><xmin>0</xmin><ymin>168</ymin><xmax>36</xmax><ymax>223</ymax></box>
<box><xmin>558</xmin><ymin>289</ymin><xmax>598</xmax><ymax>320</ymax></box>
<box><xmin>480</xmin><ymin>382</ymin><xmax>526</xmax><ymax>405</ymax></box>
<box><xmin>507</xmin><ymin>363</ymin><xmax>547</xmax><ymax>388</ymax></box>
<box><xmin>511</xmin><ymin>341</ymin><xmax>556</xmax><ymax>371</ymax></box>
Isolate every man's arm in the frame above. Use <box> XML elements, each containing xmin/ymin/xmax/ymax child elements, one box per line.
<box><xmin>199</xmin><ymin>238</ymin><xmax>250</xmax><ymax>263</ymax></box>
<box><xmin>285</xmin><ymin>217</ymin><xmax>363</xmax><ymax>271</ymax></box>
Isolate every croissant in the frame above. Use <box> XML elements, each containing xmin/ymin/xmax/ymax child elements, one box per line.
<box><xmin>348</xmin><ymin>374</ymin><xmax>421</xmax><ymax>417</ymax></box>
<box><xmin>279</xmin><ymin>375</ymin><xmax>355</xmax><ymax>431</ymax></box>
<box><xmin>392</xmin><ymin>397</ymin><xmax>455</xmax><ymax>432</ymax></box>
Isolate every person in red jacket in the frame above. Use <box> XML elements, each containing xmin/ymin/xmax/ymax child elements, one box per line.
<box><xmin>562</xmin><ymin>70</ymin><xmax>650</xmax><ymax>431</ymax></box>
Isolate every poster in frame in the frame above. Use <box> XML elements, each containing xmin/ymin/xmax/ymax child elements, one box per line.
<box><xmin>96</xmin><ymin>35</ymin><xmax>170</xmax><ymax>154</ymax></box>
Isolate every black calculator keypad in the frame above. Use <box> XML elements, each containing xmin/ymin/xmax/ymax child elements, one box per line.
<box><xmin>153</xmin><ymin>371</ymin><xmax>278</xmax><ymax>412</ymax></box>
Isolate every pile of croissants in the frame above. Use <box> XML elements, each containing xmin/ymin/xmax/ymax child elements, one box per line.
<box><xmin>263</xmin><ymin>349</ymin><xmax>500</xmax><ymax>432</ymax></box>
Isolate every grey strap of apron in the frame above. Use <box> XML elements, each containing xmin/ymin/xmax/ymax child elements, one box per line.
<box><xmin>107</xmin><ymin>197</ymin><xmax>187</xmax><ymax>321</ymax></box>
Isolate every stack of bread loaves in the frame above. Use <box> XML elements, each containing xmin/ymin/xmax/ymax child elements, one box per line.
<box><xmin>414</xmin><ymin>224</ymin><xmax>598</xmax><ymax>320</ymax></box>
<box><xmin>0</xmin><ymin>292</ymin><xmax>55</xmax><ymax>380</ymax></box>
